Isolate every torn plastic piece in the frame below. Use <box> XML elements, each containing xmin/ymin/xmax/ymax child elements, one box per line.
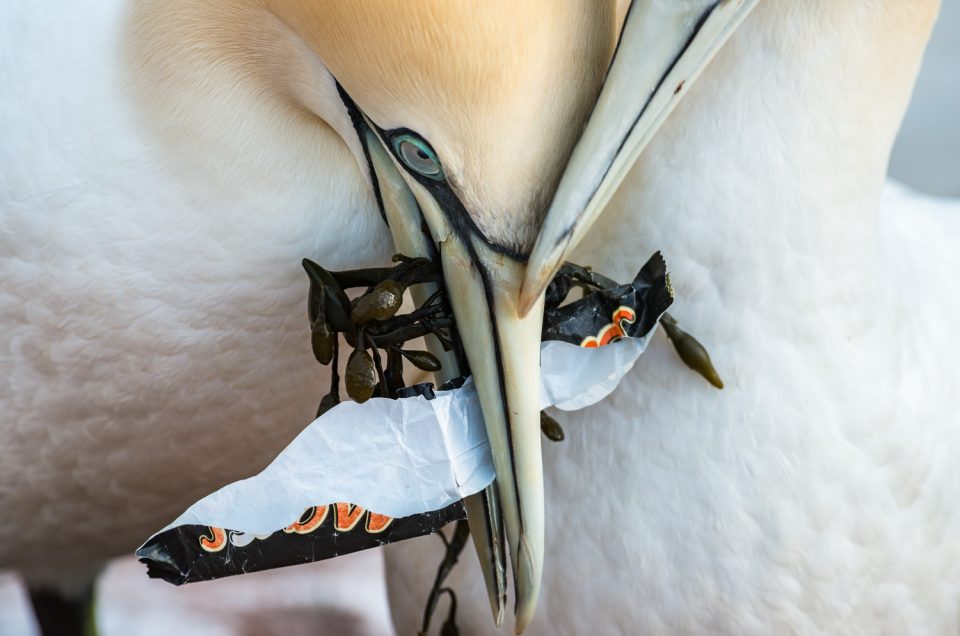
<box><xmin>137</xmin><ymin>252</ymin><xmax>673</xmax><ymax>585</ymax></box>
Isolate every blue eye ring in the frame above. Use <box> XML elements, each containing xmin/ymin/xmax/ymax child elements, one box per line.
<box><xmin>393</xmin><ymin>134</ymin><xmax>444</xmax><ymax>181</ymax></box>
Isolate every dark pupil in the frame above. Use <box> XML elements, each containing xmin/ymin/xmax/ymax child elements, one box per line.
<box><xmin>416</xmin><ymin>149</ymin><xmax>429</xmax><ymax>161</ymax></box>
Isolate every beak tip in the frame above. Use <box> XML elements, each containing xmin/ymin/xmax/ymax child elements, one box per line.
<box><xmin>516</xmin><ymin>289</ymin><xmax>535</xmax><ymax>319</ymax></box>
<box><xmin>521</xmin><ymin>232</ymin><xmax>570</xmax><ymax>317</ymax></box>
<box><xmin>513</xmin><ymin>597</ymin><xmax>536</xmax><ymax>634</ymax></box>
<box><xmin>511</xmin><ymin>534</ymin><xmax>543</xmax><ymax>634</ymax></box>
<box><xmin>513</xmin><ymin>601</ymin><xmax>534</xmax><ymax>634</ymax></box>
<box><xmin>517</xmin><ymin>276</ymin><xmax>547</xmax><ymax>318</ymax></box>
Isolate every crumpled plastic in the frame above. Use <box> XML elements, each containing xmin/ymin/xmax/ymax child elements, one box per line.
<box><xmin>145</xmin><ymin>336</ymin><xmax>652</xmax><ymax>540</ymax></box>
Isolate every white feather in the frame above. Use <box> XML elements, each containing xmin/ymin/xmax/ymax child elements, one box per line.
<box><xmin>0</xmin><ymin>0</ymin><xmax>390</xmax><ymax>585</ymax></box>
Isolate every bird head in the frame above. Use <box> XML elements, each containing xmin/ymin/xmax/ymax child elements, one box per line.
<box><xmin>264</xmin><ymin>0</ymin><xmax>758</xmax><ymax>630</ymax></box>
<box><xmin>275</xmin><ymin>0</ymin><xmax>617</xmax><ymax>255</ymax></box>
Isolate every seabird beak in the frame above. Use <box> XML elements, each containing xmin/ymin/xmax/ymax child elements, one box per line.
<box><xmin>403</xmin><ymin>185</ymin><xmax>546</xmax><ymax>634</ymax></box>
<box><xmin>359</xmin><ymin>115</ymin><xmax>545</xmax><ymax>629</ymax></box>
<box><xmin>519</xmin><ymin>0</ymin><xmax>759</xmax><ymax>316</ymax></box>
<box><xmin>360</xmin><ymin>124</ymin><xmax>510</xmax><ymax>626</ymax></box>
<box><xmin>439</xmin><ymin>234</ymin><xmax>545</xmax><ymax>634</ymax></box>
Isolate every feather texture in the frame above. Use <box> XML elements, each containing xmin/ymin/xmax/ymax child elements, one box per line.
<box><xmin>0</xmin><ymin>0</ymin><xmax>389</xmax><ymax>585</ymax></box>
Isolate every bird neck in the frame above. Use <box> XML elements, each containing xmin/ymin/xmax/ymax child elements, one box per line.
<box><xmin>580</xmin><ymin>0</ymin><xmax>939</xmax><ymax>330</ymax></box>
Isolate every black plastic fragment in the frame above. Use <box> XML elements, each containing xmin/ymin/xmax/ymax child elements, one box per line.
<box><xmin>542</xmin><ymin>251</ymin><xmax>674</xmax><ymax>345</ymax></box>
<box><xmin>137</xmin><ymin>502</ymin><xmax>467</xmax><ymax>586</ymax></box>
<box><xmin>437</xmin><ymin>377</ymin><xmax>467</xmax><ymax>392</ymax></box>
<box><xmin>395</xmin><ymin>382</ymin><xmax>437</xmax><ymax>400</ymax></box>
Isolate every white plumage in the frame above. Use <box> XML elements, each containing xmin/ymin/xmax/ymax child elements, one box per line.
<box><xmin>0</xmin><ymin>0</ymin><xmax>391</xmax><ymax>586</ymax></box>
<box><xmin>1</xmin><ymin>0</ymin><xmax>958</xmax><ymax>634</ymax></box>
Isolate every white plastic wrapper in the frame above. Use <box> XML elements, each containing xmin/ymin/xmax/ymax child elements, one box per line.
<box><xmin>151</xmin><ymin>336</ymin><xmax>653</xmax><ymax>537</ymax></box>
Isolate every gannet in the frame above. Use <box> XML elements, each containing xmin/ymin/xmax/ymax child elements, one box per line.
<box><xmin>1</xmin><ymin>0</ymin><xmax>956</xmax><ymax>634</ymax></box>
<box><xmin>1</xmin><ymin>0</ymin><xmax>659</xmax><ymax>630</ymax></box>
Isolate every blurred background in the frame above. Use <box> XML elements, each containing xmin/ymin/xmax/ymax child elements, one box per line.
<box><xmin>1</xmin><ymin>4</ymin><xmax>957</xmax><ymax>635</ymax></box>
<box><xmin>888</xmin><ymin>1</ymin><xmax>960</xmax><ymax>197</ymax></box>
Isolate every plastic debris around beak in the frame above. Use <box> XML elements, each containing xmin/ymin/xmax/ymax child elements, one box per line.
<box><xmin>137</xmin><ymin>251</ymin><xmax>674</xmax><ymax>584</ymax></box>
<box><xmin>143</xmin><ymin>336</ymin><xmax>651</xmax><ymax>541</ymax></box>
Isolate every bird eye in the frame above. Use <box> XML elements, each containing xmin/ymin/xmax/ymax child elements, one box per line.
<box><xmin>393</xmin><ymin>134</ymin><xmax>443</xmax><ymax>180</ymax></box>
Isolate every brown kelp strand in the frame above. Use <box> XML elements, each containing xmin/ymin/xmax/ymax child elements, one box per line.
<box><xmin>659</xmin><ymin>312</ymin><xmax>724</xmax><ymax>389</ymax></box>
<box><xmin>539</xmin><ymin>411</ymin><xmax>565</xmax><ymax>442</ymax></box>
